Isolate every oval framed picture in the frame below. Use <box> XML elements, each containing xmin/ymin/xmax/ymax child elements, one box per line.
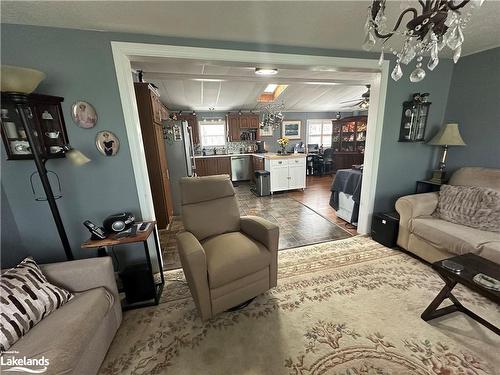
<box><xmin>71</xmin><ymin>100</ymin><xmax>97</xmax><ymax>128</ymax></box>
<box><xmin>95</xmin><ymin>131</ymin><xmax>119</xmax><ymax>156</ymax></box>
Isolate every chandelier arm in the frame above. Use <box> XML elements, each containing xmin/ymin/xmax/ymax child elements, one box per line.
<box><xmin>373</xmin><ymin>7</ymin><xmax>418</xmax><ymax>39</ymax></box>
<box><xmin>447</xmin><ymin>0</ymin><xmax>469</xmax><ymax>10</ymax></box>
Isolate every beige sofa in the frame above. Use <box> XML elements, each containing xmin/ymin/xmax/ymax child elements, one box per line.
<box><xmin>177</xmin><ymin>175</ymin><xmax>279</xmax><ymax>321</ymax></box>
<box><xmin>3</xmin><ymin>257</ymin><xmax>122</xmax><ymax>375</ymax></box>
<box><xmin>396</xmin><ymin>167</ymin><xmax>500</xmax><ymax>264</ymax></box>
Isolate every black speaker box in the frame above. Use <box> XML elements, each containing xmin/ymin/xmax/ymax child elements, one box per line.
<box><xmin>371</xmin><ymin>212</ymin><xmax>400</xmax><ymax>248</ymax></box>
<box><xmin>120</xmin><ymin>263</ymin><xmax>155</xmax><ymax>304</ymax></box>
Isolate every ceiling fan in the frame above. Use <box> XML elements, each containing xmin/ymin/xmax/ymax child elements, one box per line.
<box><xmin>340</xmin><ymin>85</ymin><xmax>370</xmax><ymax>109</ymax></box>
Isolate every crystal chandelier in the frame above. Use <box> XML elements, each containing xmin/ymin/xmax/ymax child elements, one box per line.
<box><xmin>260</xmin><ymin>102</ymin><xmax>285</xmax><ymax>130</ymax></box>
<box><xmin>363</xmin><ymin>0</ymin><xmax>484</xmax><ymax>82</ymax></box>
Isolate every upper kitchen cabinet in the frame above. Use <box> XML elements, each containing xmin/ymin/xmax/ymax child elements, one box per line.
<box><xmin>227</xmin><ymin>112</ymin><xmax>260</xmax><ymax>141</ymax></box>
<box><xmin>1</xmin><ymin>93</ymin><xmax>69</xmax><ymax>160</ymax></box>
<box><xmin>177</xmin><ymin>113</ymin><xmax>200</xmax><ymax>145</ymax></box>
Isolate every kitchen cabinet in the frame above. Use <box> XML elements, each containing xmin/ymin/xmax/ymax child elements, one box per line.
<box><xmin>196</xmin><ymin>156</ymin><xmax>231</xmax><ymax>177</ymax></box>
<box><xmin>265</xmin><ymin>157</ymin><xmax>306</xmax><ymax>193</ymax></box>
<box><xmin>227</xmin><ymin>113</ymin><xmax>260</xmax><ymax>141</ymax></box>
<box><xmin>178</xmin><ymin>113</ymin><xmax>200</xmax><ymax>145</ymax></box>
<box><xmin>134</xmin><ymin>82</ymin><xmax>174</xmax><ymax>229</ymax></box>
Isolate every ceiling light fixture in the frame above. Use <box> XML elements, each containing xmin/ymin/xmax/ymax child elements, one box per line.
<box><xmin>363</xmin><ymin>0</ymin><xmax>484</xmax><ymax>82</ymax></box>
<box><xmin>304</xmin><ymin>82</ymin><xmax>340</xmax><ymax>85</ymax></box>
<box><xmin>255</xmin><ymin>68</ymin><xmax>278</xmax><ymax>76</ymax></box>
<box><xmin>193</xmin><ymin>78</ymin><xmax>225</xmax><ymax>82</ymax></box>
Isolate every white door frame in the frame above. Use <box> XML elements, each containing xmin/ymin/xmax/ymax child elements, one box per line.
<box><xmin>111</xmin><ymin>42</ymin><xmax>389</xmax><ymax>235</ymax></box>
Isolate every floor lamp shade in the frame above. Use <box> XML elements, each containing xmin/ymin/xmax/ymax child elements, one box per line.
<box><xmin>1</xmin><ymin>65</ymin><xmax>45</xmax><ymax>93</ymax></box>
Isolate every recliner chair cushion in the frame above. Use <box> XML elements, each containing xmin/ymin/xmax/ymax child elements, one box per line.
<box><xmin>202</xmin><ymin>232</ymin><xmax>271</xmax><ymax>288</ymax></box>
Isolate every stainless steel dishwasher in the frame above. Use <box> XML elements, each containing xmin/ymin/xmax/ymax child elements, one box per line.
<box><xmin>230</xmin><ymin>155</ymin><xmax>252</xmax><ymax>181</ymax></box>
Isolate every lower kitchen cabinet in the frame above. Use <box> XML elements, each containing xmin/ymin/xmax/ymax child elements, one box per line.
<box><xmin>195</xmin><ymin>157</ymin><xmax>231</xmax><ymax>177</ymax></box>
<box><xmin>251</xmin><ymin>155</ymin><xmax>265</xmax><ymax>181</ymax></box>
<box><xmin>265</xmin><ymin>157</ymin><xmax>306</xmax><ymax>193</ymax></box>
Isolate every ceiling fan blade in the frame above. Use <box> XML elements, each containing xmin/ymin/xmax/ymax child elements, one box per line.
<box><xmin>339</xmin><ymin>99</ymin><xmax>361</xmax><ymax>104</ymax></box>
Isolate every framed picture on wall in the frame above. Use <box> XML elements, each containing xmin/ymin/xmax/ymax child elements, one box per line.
<box><xmin>259</xmin><ymin>126</ymin><xmax>274</xmax><ymax>137</ymax></box>
<box><xmin>282</xmin><ymin>120</ymin><xmax>301</xmax><ymax>139</ymax></box>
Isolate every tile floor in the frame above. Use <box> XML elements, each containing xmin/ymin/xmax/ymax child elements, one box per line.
<box><xmin>160</xmin><ymin>175</ymin><xmax>354</xmax><ymax>271</ymax></box>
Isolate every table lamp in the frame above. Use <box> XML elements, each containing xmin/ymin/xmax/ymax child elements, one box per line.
<box><xmin>428</xmin><ymin>123</ymin><xmax>466</xmax><ymax>183</ymax></box>
<box><xmin>1</xmin><ymin>65</ymin><xmax>91</xmax><ymax>260</ymax></box>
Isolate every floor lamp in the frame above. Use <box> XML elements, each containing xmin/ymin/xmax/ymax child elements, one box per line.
<box><xmin>2</xmin><ymin>66</ymin><xmax>90</xmax><ymax>260</ymax></box>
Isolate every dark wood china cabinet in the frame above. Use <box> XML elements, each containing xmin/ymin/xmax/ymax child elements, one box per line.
<box><xmin>331</xmin><ymin>115</ymin><xmax>367</xmax><ymax>170</ymax></box>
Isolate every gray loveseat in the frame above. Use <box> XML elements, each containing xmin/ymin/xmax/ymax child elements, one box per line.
<box><xmin>3</xmin><ymin>257</ymin><xmax>121</xmax><ymax>374</ymax></box>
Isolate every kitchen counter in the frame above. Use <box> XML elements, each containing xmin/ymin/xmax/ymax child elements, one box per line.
<box><xmin>195</xmin><ymin>153</ymin><xmax>306</xmax><ymax>159</ymax></box>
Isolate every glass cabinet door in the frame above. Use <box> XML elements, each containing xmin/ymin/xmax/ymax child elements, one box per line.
<box><xmin>1</xmin><ymin>104</ymin><xmax>33</xmax><ymax>159</ymax></box>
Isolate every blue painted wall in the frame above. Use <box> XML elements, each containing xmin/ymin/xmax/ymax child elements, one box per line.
<box><xmin>1</xmin><ymin>23</ymin><xmax>455</xmax><ymax>265</ymax></box>
<box><xmin>444</xmin><ymin>47</ymin><xmax>500</xmax><ymax>172</ymax></box>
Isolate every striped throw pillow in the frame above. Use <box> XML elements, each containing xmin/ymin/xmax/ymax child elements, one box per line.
<box><xmin>0</xmin><ymin>257</ymin><xmax>74</xmax><ymax>351</ymax></box>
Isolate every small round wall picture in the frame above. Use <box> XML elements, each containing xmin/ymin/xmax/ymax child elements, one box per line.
<box><xmin>71</xmin><ymin>100</ymin><xmax>97</xmax><ymax>128</ymax></box>
<box><xmin>95</xmin><ymin>131</ymin><xmax>120</xmax><ymax>156</ymax></box>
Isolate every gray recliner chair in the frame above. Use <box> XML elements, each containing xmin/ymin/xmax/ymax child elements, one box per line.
<box><xmin>176</xmin><ymin>175</ymin><xmax>279</xmax><ymax>321</ymax></box>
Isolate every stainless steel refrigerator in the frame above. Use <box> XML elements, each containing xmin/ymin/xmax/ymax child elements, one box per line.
<box><xmin>164</xmin><ymin>120</ymin><xmax>196</xmax><ymax>215</ymax></box>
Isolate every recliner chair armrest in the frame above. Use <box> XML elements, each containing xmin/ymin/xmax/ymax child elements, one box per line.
<box><xmin>240</xmin><ymin>216</ymin><xmax>279</xmax><ymax>251</ymax></box>
<box><xmin>176</xmin><ymin>231</ymin><xmax>212</xmax><ymax>320</ymax></box>
<box><xmin>240</xmin><ymin>216</ymin><xmax>279</xmax><ymax>288</ymax></box>
<box><xmin>395</xmin><ymin>192</ymin><xmax>439</xmax><ymax>249</ymax></box>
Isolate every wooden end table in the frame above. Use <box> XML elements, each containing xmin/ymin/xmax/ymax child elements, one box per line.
<box><xmin>421</xmin><ymin>253</ymin><xmax>499</xmax><ymax>335</ymax></box>
<box><xmin>81</xmin><ymin>221</ymin><xmax>165</xmax><ymax>310</ymax></box>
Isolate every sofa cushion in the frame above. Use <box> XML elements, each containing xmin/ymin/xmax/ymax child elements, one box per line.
<box><xmin>202</xmin><ymin>232</ymin><xmax>270</xmax><ymax>288</ymax></box>
<box><xmin>412</xmin><ymin>216</ymin><xmax>500</xmax><ymax>256</ymax></box>
<box><xmin>436</xmin><ymin>185</ymin><xmax>500</xmax><ymax>233</ymax></box>
<box><xmin>7</xmin><ymin>287</ymin><xmax>113</xmax><ymax>374</ymax></box>
<box><xmin>0</xmin><ymin>257</ymin><xmax>74</xmax><ymax>351</ymax></box>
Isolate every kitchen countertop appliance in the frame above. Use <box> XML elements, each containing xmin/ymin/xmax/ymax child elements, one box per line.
<box><xmin>255</xmin><ymin>140</ymin><xmax>267</xmax><ymax>153</ymax></box>
<box><xmin>231</xmin><ymin>155</ymin><xmax>251</xmax><ymax>181</ymax></box>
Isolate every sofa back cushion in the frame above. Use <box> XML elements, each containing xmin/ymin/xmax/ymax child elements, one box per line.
<box><xmin>437</xmin><ymin>184</ymin><xmax>500</xmax><ymax>233</ymax></box>
<box><xmin>180</xmin><ymin>175</ymin><xmax>240</xmax><ymax>241</ymax></box>
<box><xmin>449</xmin><ymin>167</ymin><xmax>500</xmax><ymax>192</ymax></box>
<box><xmin>0</xmin><ymin>257</ymin><xmax>74</xmax><ymax>351</ymax></box>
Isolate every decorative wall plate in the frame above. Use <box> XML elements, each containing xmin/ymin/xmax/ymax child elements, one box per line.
<box><xmin>71</xmin><ymin>101</ymin><xmax>97</xmax><ymax>128</ymax></box>
<box><xmin>95</xmin><ymin>131</ymin><xmax>119</xmax><ymax>156</ymax></box>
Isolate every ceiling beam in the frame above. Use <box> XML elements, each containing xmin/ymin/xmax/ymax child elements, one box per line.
<box><xmin>142</xmin><ymin>72</ymin><xmax>369</xmax><ymax>86</ymax></box>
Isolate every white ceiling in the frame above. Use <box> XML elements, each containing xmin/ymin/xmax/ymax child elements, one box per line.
<box><xmin>132</xmin><ymin>58</ymin><xmax>375</xmax><ymax>111</ymax></box>
<box><xmin>2</xmin><ymin>1</ymin><xmax>499</xmax><ymax>57</ymax></box>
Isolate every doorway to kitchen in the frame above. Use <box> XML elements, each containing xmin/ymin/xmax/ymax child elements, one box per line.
<box><xmin>111</xmin><ymin>42</ymin><xmax>389</xmax><ymax>269</ymax></box>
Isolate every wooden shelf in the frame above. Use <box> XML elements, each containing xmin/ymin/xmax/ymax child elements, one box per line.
<box><xmin>81</xmin><ymin>221</ymin><xmax>156</xmax><ymax>249</ymax></box>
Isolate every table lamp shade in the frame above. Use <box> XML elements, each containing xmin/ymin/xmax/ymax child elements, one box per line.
<box><xmin>429</xmin><ymin>123</ymin><xmax>466</xmax><ymax>146</ymax></box>
<box><xmin>1</xmin><ymin>65</ymin><xmax>45</xmax><ymax>94</ymax></box>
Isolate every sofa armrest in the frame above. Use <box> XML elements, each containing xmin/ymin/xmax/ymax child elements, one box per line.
<box><xmin>240</xmin><ymin>215</ymin><xmax>279</xmax><ymax>288</ymax></box>
<box><xmin>395</xmin><ymin>192</ymin><xmax>439</xmax><ymax>249</ymax></box>
<box><xmin>40</xmin><ymin>257</ymin><xmax>122</xmax><ymax>325</ymax></box>
<box><xmin>176</xmin><ymin>231</ymin><xmax>211</xmax><ymax>320</ymax></box>
<box><xmin>40</xmin><ymin>256</ymin><xmax>119</xmax><ymax>297</ymax></box>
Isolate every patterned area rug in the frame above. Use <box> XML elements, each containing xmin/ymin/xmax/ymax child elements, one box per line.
<box><xmin>100</xmin><ymin>237</ymin><xmax>500</xmax><ymax>374</ymax></box>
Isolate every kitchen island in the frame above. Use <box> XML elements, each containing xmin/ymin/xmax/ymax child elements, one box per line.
<box><xmin>194</xmin><ymin>153</ymin><xmax>307</xmax><ymax>193</ymax></box>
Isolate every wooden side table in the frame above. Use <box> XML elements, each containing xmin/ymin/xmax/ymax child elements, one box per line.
<box><xmin>81</xmin><ymin>221</ymin><xmax>164</xmax><ymax>310</ymax></box>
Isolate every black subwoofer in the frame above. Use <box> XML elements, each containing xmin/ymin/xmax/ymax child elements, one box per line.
<box><xmin>371</xmin><ymin>212</ymin><xmax>400</xmax><ymax>248</ymax></box>
<box><xmin>120</xmin><ymin>263</ymin><xmax>155</xmax><ymax>303</ymax></box>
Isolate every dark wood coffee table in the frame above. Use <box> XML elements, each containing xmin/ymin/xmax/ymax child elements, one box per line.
<box><xmin>421</xmin><ymin>253</ymin><xmax>500</xmax><ymax>335</ymax></box>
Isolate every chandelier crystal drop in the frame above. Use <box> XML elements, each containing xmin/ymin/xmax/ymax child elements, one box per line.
<box><xmin>363</xmin><ymin>0</ymin><xmax>483</xmax><ymax>83</ymax></box>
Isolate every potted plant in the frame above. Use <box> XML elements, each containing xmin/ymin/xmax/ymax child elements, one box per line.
<box><xmin>277</xmin><ymin>137</ymin><xmax>289</xmax><ymax>154</ymax></box>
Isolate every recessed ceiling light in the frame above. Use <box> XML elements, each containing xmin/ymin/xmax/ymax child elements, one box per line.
<box><xmin>264</xmin><ymin>84</ymin><xmax>278</xmax><ymax>93</ymax></box>
<box><xmin>193</xmin><ymin>78</ymin><xmax>225</xmax><ymax>82</ymax></box>
<box><xmin>304</xmin><ymin>82</ymin><xmax>340</xmax><ymax>85</ymax></box>
<box><xmin>255</xmin><ymin>68</ymin><xmax>278</xmax><ymax>76</ymax></box>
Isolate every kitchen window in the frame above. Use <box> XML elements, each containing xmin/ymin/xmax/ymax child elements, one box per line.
<box><xmin>199</xmin><ymin>119</ymin><xmax>226</xmax><ymax>147</ymax></box>
<box><xmin>307</xmin><ymin>119</ymin><xmax>333</xmax><ymax>147</ymax></box>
